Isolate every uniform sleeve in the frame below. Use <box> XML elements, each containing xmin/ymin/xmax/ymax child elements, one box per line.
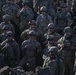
<box><xmin>2</xmin><ymin>5</ymin><xmax>6</xmax><ymax>12</ymax></box>
<box><xmin>11</xmin><ymin>24</ymin><xmax>15</xmax><ymax>36</ymax></box>
<box><xmin>20</xmin><ymin>30</ymin><xmax>28</xmax><ymax>41</ymax></box>
<box><xmin>14</xmin><ymin>42</ymin><xmax>20</xmax><ymax>63</ymax></box>
<box><xmin>59</xmin><ymin>59</ymin><xmax>65</xmax><ymax>75</ymax></box>
<box><xmin>28</xmin><ymin>8</ymin><xmax>34</xmax><ymax>20</ymax></box>
<box><xmin>67</xmin><ymin>12</ymin><xmax>72</xmax><ymax>26</ymax></box>
<box><xmin>48</xmin><ymin>15</ymin><xmax>53</xmax><ymax>23</ymax></box>
<box><xmin>36</xmin><ymin>42</ymin><xmax>42</xmax><ymax>55</ymax></box>
<box><xmin>36</xmin><ymin>16</ymin><xmax>40</xmax><ymax>28</ymax></box>
<box><xmin>54</xmin><ymin>13</ymin><xmax>58</xmax><ymax>26</ymax></box>
<box><xmin>56</xmin><ymin>33</ymin><xmax>62</xmax><ymax>41</ymax></box>
<box><xmin>21</xmin><ymin>40</ymin><xmax>27</xmax><ymax>56</ymax></box>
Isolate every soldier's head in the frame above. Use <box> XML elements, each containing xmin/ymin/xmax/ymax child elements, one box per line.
<box><xmin>47</xmin><ymin>23</ymin><xmax>55</xmax><ymax>34</ymax></box>
<box><xmin>28</xmin><ymin>20</ymin><xmax>36</xmax><ymax>29</ymax></box>
<box><xmin>40</xmin><ymin>6</ymin><xmax>47</xmax><ymax>15</ymax></box>
<box><xmin>48</xmin><ymin>46</ymin><xmax>58</xmax><ymax>58</ymax></box>
<box><xmin>3</xmin><ymin>14</ymin><xmax>11</xmax><ymax>23</ymax></box>
<box><xmin>2</xmin><ymin>25</ymin><xmax>10</xmax><ymax>34</ymax></box>
<box><xmin>6</xmin><ymin>31</ymin><xmax>14</xmax><ymax>41</ymax></box>
<box><xmin>64</xmin><ymin>27</ymin><xmax>73</xmax><ymax>38</ymax></box>
<box><xmin>60</xmin><ymin>3</ymin><xmax>67</xmax><ymax>12</ymax></box>
<box><xmin>47</xmin><ymin>35</ymin><xmax>56</xmax><ymax>46</ymax></box>
<box><xmin>28</xmin><ymin>30</ymin><xmax>36</xmax><ymax>40</ymax></box>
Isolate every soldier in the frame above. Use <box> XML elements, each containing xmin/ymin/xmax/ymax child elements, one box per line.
<box><xmin>43</xmin><ymin>35</ymin><xmax>57</xmax><ymax>60</ymax></box>
<box><xmin>36</xmin><ymin>6</ymin><xmax>53</xmax><ymax>34</ymax></box>
<box><xmin>0</xmin><ymin>14</ymin><xmax>15</xmax><ymax>35</ymax></box>
<box><xmin>44</xmin><ymin>23</ymin><xmax>61</xmax><ymax>41</ymax></box>
<box><xmin>0</xmin><ymin>25</ymin><xmax>12</xmax><ymax>43</ymax></box>
<box><xmin>19</xmin><ymin>30</ymin><xmax>42</xmax><ymax>71</ymax></box>
<box><xmin>20</xmin><ymin>20</ymin><xmax>44</xmax><ymax>44</ymax></box>
<box><xmin>17</xmin><ymin>1</ymin><xmax>34</xmax><ymax>32</ymax></box>
<box><xmin>2</xmin><ymin>0</ymin><xmax>20</xmax><ymax>26</ymax></box>
<box><xmin>0</xmin><ymin>31</ymin><xmax>20</xmax><ymax>68</ymax></box>
<box><xmin>58</xmin><ymin>27</ymin><xmax>76</xmax><ymax>75</ymax></box>
<box><xmin>54</xmin><ymin>3</ymin><xmax>72</xmax><ymax>34</ymax></box>
<box><xmin>43</xmin><ymin>46</ymin><xmax>65</xmax><ymax>75</ymax></box>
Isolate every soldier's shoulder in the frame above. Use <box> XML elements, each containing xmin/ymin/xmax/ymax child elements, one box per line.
<box><xmin>47</xmin><ymin>15</ymin><xmax>52</xmax><ymax>18</ymax></box>
<box><xmin>66</xmin><ymin>12</ymin><xmax>71</xmax><ymax>17</ymax></box>
<box><xmin>21</xmin><ymin>29</ymin><xmax>30</xmax><ymax>35</ymax></box>
<box><xmin>10</xmin><ymin>24</ymin><xmax>14</xmax><ymax>27</ymax></box>
<box><xmin>28</xmin><ymin>7</ymin><xmax>33</xmax><ymax>10</ymax></box>
<box><xmin>35</xmin><ymin>40</ymin><xmax>41</xmax><ymax>45</ymax></box>
<box><xmin>37</xmin><ymin>14</ymin><xmax>42</xmax><ymax>19</ymax></box>
<box><xmin>35</xmin><ymin>28</ymin><xmax>43</xmax><ymax>34</ymax></box>
<box><xmin>22</xmin><ymin>40</ymin><xmax>29</xmax><ymax>45</ymax></box>
<box><xmin>54</xmin><ymin>32</ymin><xmax>61</xmax><ymax>37</ymax></box>
<box><xmin>72</xmin><ymin>35</ymin><xmax>76</xmax><ymax>41</ymax></box>
<box><xmin>13</xmin><ymin>40</ymin><xmax>19</xmax><ymax>45</ymax></box>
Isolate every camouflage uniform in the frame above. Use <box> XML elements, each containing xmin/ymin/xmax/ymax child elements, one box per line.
<box><xmin>20</xmin><ymin>20</ymin><xmax>44</xmax><ymax>44</ymax></box>
<box><xmin>54</xmin><ymin>3</ymin><xmax>72</xmax><ymax>34</ymax></box>
<box><xmin>17</xmin><ymin>2</ymin><xmax>34</xmax><ymax>32</ymax></box>
<box><xmin>2</xmin><ymin>1</ymin><xmax>20</xmax><ymax>26</ymax></box>
<box><xmin>43</xmin><ymin>46</ymin><xmax>65</xmax><ymax>75</ymax></box>
<box><xmin>0</xmin><ymin>25</ymin><xmax>12</xmax><ymax>43</ymax></box>
<box><xmin>19</xmin><ymin>30</ymin><xmax>42</xmax><ymax>71</ymax></box>
<box><xmin>43</xmin><ymin>35</ymin><xmax>57</xmax><ymax>60</ymax></box>
<box><xmin>58</xmin><ymin>27</ymin><xmax>76</xmax><ymax>75</ymax></box>
<box><xmin>44</xmin><ymin>23</ymin><xmax>61</xmax><ymax>41</ymax></box>
<box><xmin>0</xmin><ymin>31</ymin><xmax>20</xmax><ymax>68</ymax></box>
<box><xmin>36</xmin><ymin>6</ymin><xmax>53</xmax><ymax>34</ymax></box>
<box><xmin>0</xmin><ymin>14</ymin><xmax>15</xmax><ymax>35</ymax></box>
